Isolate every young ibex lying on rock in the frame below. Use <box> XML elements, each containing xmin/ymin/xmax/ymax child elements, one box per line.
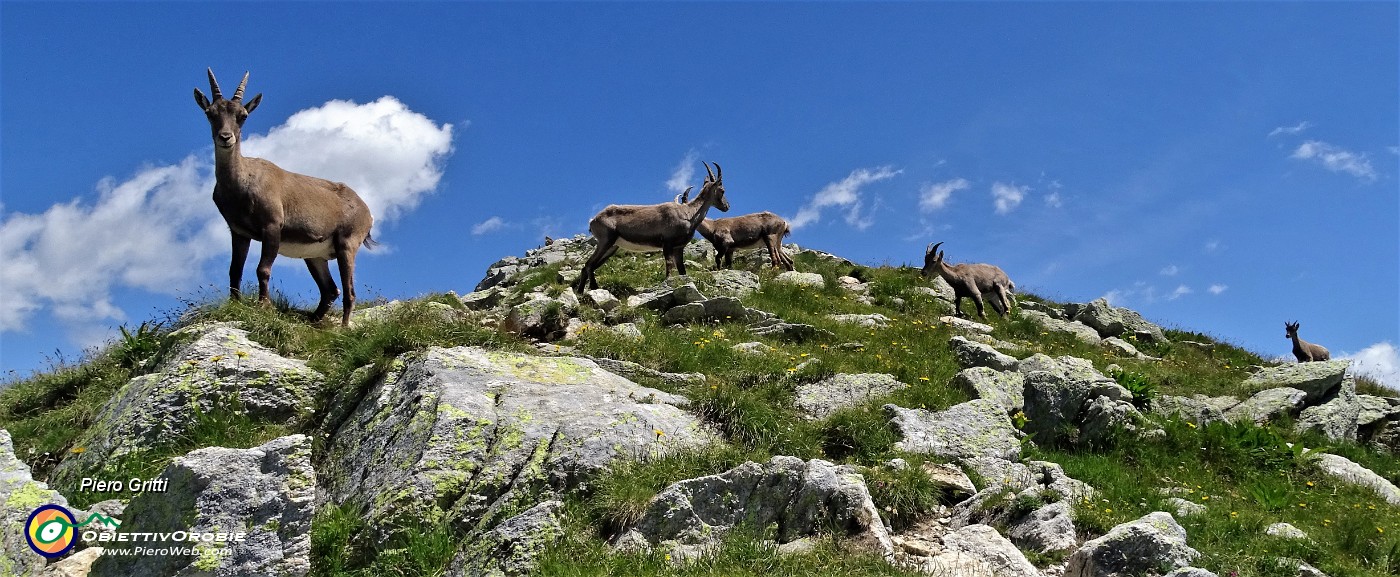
<box><xmin>194</xmin><ymin>69</ymin><xmax>375</xmax><ymax>326</ymax></box>
<box><xmin>921</xmin><ymin>242</ymin><xmax>1016</xmax><ymax>320</ymax></box>
<box><xmin>695</xmin><ymin>213</ymin><xmax>795</xmax><ymax>270</ymax></box>
<box><xmin>572</xmin><ymin>163</ymin><xmax>730</xmax><ymax>292</ymax></box>
<box><xmin>1285</xmin><ymin>321</ymin><xmax>1330</xmax><ymax>362</ymax></box>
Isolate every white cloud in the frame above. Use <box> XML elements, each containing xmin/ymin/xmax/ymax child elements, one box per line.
<box><xmin>472</xmin><ymin>216</ymin><xmax>507</xmax><ymax>236</ymax></box>
<box><xmin>790</xmin><ymin>166</ymin><xmax>901</xmax><ymax>230</ymax></box>
<box><xmin>1160</xmin><ymin>265</ymin><xmax>1179</xmax><ymax>276</ymax></box>
<box><xmin>243</xmin><ymin>96</ymin><xmax>455</xmax><ymax>225</ymax></box>
<box><xmin>918</xmin><ymin>178</ymin><xmax>969</xmax><ymax>213</ymax></box>
<box><xmin>0</xmin><ymin>97</ymin><xmax>454</xmax><ymax>333</ymax></box>
<box><xmin>1101</xmin><ymin>281</ymin><xmax>1159</xmax><ymax>306</ymax></box>
<box><xmin>1100</xmin><ymin>289</ymin><xmax>1123</xmax><ymax>306</ymax></box>
<box><xmin>1290</xmin><ymin>140</ymin><xmax>1377</xmax><ymax>182</ymax></box>
<box><xmin>1268</xmin><ymin>121</ymin><xmax>1313</xmax><ymax>138</ymax></box>
<box><xmin>1207</xmin><ymin>284</ymin><xmax>1228</xmax><ymax>295</ymax></box>
<box><xmin>1168</xmin><ymin>284</ymin><xmax>1192</xmax><ymax>300</ymax></box>
<box><xmin>666</xmin><ymin>150</ymin><xmax>701</xmax><ymax>194</ymax></box>
<box><xmin>1</xmin><ymin>157</ymin><xmax>222</xmax><ymax>331</ymax></box>
<box><xmin>532</xmin><ymin>216</ymin><xmax>566</xmax><ymax>239</ymax></box>
<box><xmin>991</xmin><ymin>182</ymin><xmax>1027</xmax><ymax>215</ymax></box>
<box><xmin>1044</xmin><ymin>191</ymin><xmax>1063</xmax><ymax>208</ymax></box>
<box><xmin>1341</xmin><ymin>342</ymin><xmax>1400</xmax><ymax>392</ymax></box>
<box><xmin>1204</xmin><ymin>240</ymin><xmax>1221</xmax><ymax>253</ymax></box>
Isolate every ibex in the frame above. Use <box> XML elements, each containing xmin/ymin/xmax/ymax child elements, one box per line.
<box><xmin>921</xmin><ymin>242</ymin><xmax>1016</xmax><ymax>320</ymax></box>
<box><xmin>194</xmin><ymin>69</ymin><xmax>375</xmax><ymax>326</ymax></box>
<box><xmin>1285</xmin><ymin>321</ymin><xmax>1330</xmax><ymax>362</ymax></box>
<box><xmin>572</xmin><ymin>163</ymin><xmax>729</xmax><ymax>292</ymax></box>
<box><xmin>695</xmin><ymin>213</ymin><xmax>795</xmax><ymax>270</ymax></box>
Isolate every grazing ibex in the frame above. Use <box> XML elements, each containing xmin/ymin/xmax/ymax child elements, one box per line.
<box><xmin>1285</xmin><ymin>321</ymin><xmax>1330</xmax><ymax>362</ymax></box>
<box><xmin>572</xmin><ymin>162</ymin><xmax>730</xmax><ymax>292</ymax></box>
<box><xmin>921</xmin><ymin>242</ymin><xmax>1016</xmax><ymax>320</ymax></box>
<box><xmin>194</xmin><ymin>69</ymin><xmax>375</xmax><ymax>326</ymax></box>
<box><xmin>695</xmin><ymin>213</ymin><xmax>795</xmax><ymax>270</ymax></box>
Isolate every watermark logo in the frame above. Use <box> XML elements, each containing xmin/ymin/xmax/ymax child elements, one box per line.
<box><xmin>25</xmin><ymin>504</ymin><xmax>123</xmax><ymax>559</ymax></box>
<box><xmin>25</xmin><ymin>504</ymin><xmax>77</xmax><ymax>559</ymax></box>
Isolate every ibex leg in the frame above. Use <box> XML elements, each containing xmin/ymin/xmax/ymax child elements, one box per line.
<box><xmin>254</xmin><ymin>233</ymin><xmax>280</xmax><ymax>305</ymax></box>
<box><xmin>229</xmin><ymin>234</ymin><xmax>252</xmax><ymax>300</ymax></box>
<box><xmin>336</xmin><ymin>251</ymin><xmax>357</xmax><ymax>326</ymax></box>
<box><xmin>305</xmin><ymin>258</ymin><xmax>339</xmax><ymax>321</ymax></box>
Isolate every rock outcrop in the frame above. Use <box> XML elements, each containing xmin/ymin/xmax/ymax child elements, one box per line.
<box><xmin>90</xmin><ymin>435</ymin><xmax>315</xmax><ymax>577</ymax></box>
<box><xmin>52</xmin><ymin>323</ymin><xmax>324</xmax><ymax>489</ymax></box>
<box><xmin>886</xmin><ymin>400</ymin><xmax>1023</xmax><ymax>461</ymax></box>
<box><xmin>615</xmin><ymin>457</ymin><xmax>892</xmax><ymax>560</ymax></box>
<box><xmin>794</xmin><ymin>373</ymin><xmax>908</xmax><ymax>420</ymax></box>
<box><xmin>1066</xmin><ymin>512</ymin><xmax>1200</xmax><ymax>577</ymax></box>
<box><xmin>321</xmin><ymin>346</ymin><xmax>716</xmax><ymax>560</ymax></box>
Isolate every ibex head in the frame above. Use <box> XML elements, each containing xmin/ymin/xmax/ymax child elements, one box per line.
<box><xmin>922</xmin><ymin>241</ymin><xmax>946</xmax><ymax>277</ymax></box>
<box><xmin>193</xmin><ymin>68</ymin><xmax>263</xmax><ymax>150</ymax></box>
<box><xmin>700</xmin><ymin>162</ymin><xmax>730</xmax><ymax>212</ymax></box>
<box><xmin>1285</xmin><ymin>321</ymin><xmax>1300</xmax><ymax>339</ymax></box>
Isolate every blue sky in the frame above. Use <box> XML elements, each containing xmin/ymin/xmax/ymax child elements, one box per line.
<box><xmin>2</xmin><ymin>2</ymin><xmax>1397</xmax><ymax>389</ymax></box>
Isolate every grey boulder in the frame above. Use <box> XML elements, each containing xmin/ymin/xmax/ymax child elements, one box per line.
<box><xmin>1065</xmin><ymin>512</ymin><xmax>1199</xmax><ymax>577</ymax></box>
<box><xmin>949</xmin><ymin>336</ymin><xmax>1019</xmax><ymax>372</ymax></box>
<box><xmin>950</xmin><ymin>367</ymin><xmax>1026</xmax><ymax>413</ymax></box>
<box><xmin>90</xmin><ymin>435</ymin><xmax>315</xmax><ymax>577</ymax></box>
<box><xmin>615</xmin><ymin>456</ymin><xmax>892</xmax><ymax>560</ymax></box>
<box><xmin>886</xmin><ymin>400</ymin><xmax>1024</xmax><ymax>461</ymax></box>
<box><xmin>52</xmin><ymin>322</ymin><xmax>324</xmax><ymax>489</ymax></box>
<box><xmin>794</xmin><ymin>373</ymin><xmax>908</xmax><ymax>420</ymax></box>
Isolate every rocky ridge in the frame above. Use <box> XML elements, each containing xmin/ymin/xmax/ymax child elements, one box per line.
<box><xmin>1</xmin><ymin>235</ymin><xmax>1397</xmax><ymax>577</ymax></box>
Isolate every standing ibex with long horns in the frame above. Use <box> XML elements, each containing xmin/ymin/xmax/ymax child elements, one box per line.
<box><xmin>573</xmin><ymin>162</ymin><xmax>730</xmax><ymax>292</ymax></box>
<box><xmin>921</xmin><ymin>242</ymin><xmax>1016</xmax><ymax>320</ymax></box>
<box><xmin>194</xmin><ymin>69</ymin><xmax>376</xmax><ymax>326</ymax></box>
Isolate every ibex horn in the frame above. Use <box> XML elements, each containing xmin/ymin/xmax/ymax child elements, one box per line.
<box><xmin>928</xmin><ymin>241</ymin><xmax>944</xmax><ymax>255</ymax></box>
<box><xmin>232</xmin><ymin>72</ymin><xmax>250</xmax><ymax>102</ymax></box>
<box><xmin>702</xmin><ymin>161</ymin><xmax>715</xmax><ymax>182</ymax></box>
<box><xmin>714</xmin><ymin>162</ymin><xmax>721</xmax><ymax>180</ymax></box>
<box><xmin>207</xmin><ymin>68</ymin><xmax>223</xmax><ymax>100</ymax></box>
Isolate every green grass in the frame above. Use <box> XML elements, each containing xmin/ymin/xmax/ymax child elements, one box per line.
<box><xmin>3</xmin><ymin>245</ymin><xmax>1398</xmax><ymax>576</ymax></box>
<box><xmin>537</xmin><ymin>513</ymin><xmax>919</xmax><ymax>577</ymax></box>
<box><xmin>0</xmin><ymin>320</ymin><xmax>174</xmax><ymax>481</ymax></box>
<box><xmin>1030</xmin><ymin>418</ymin><xmax>1400</xmax><ymax>577</ymax></box>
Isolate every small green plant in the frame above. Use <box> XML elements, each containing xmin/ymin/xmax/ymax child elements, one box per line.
<box><xmin>820</xmin><ymin>405</ymin><xmax>898</xmax><ymax>463</ymax></box>
<box><xmin>1111</xmin><ymin>369</ymin><xmax>1157</xmax><ymax>410</ymax></box>
<box><xmin>114</xmin><ymin>321</ymin><xmax>167</xmax><ymax>372</ymax></box>
<box><xmin>864</xmin><ymin>457</ymin><xmax>951</xmax><ymax>532</ymax></box>
<box><xmin>1246</xmin><ymin>478</ymin><xmax>1292</xmax><ymax>511</ymax></box>
<box><xmin>586</xmin><ymin>445</ymin><xmax>751</xmax><ymax>536</ymax></box>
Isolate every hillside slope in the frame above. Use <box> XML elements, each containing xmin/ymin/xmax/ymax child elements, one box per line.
<box><xmin>1</xmin><ymin>237</ymin><xmax>1397</xmax><ymax>577</ymax></box>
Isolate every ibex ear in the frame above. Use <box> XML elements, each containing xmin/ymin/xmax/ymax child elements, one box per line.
<box><xmin>243</xmin><ymin>94</ymin><xmax>262</xmax><ymax>114</ymax></box>
<box><xmin>194</xmin><ymin>89</ymin><xmax>211</xmax><ymax>110</ymax></box>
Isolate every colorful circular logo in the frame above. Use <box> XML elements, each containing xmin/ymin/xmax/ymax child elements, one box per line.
<box><xmin>26</xmin><ymin>504</ymin><xmax>77</xmax><ymax>559</ymax></box>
